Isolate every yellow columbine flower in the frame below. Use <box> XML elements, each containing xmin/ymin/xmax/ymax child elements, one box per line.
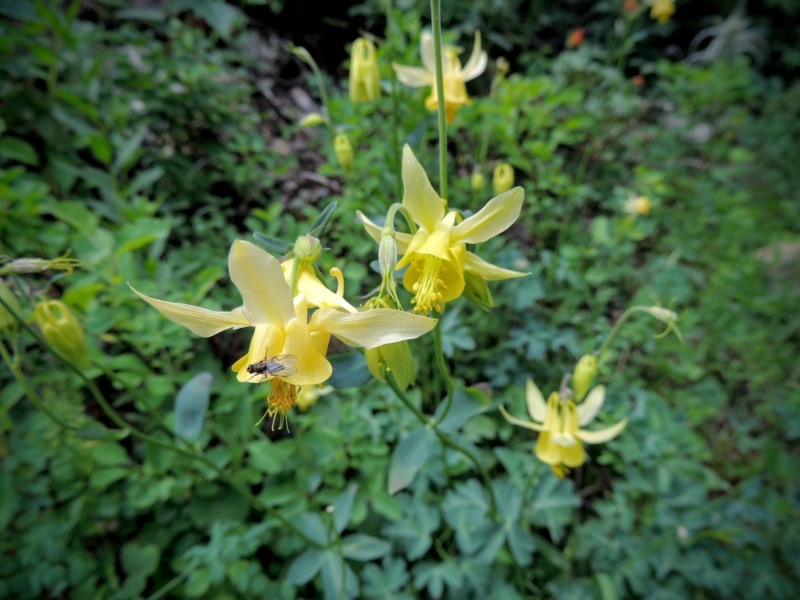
<box><xmin>500</xmin><ymin>380</ymin><xmax>628</xmax><ymax>478</ymax></box>
<box><xmin>624</xmin><ymin>195</ymin><xmax>652</xmax><ymax>216</ymax></box>
<box><xmin>357</xmin><ymin>145</ymin><xmax>526</xmax><ymax>314</ymax></box>
<box><xmin>131</xmin><ymin>240</ymin><xmax>436</xmax><ymax>421</ymax></box>
<box><xmin>649</xmin><ymin>0</ymin><xmax>675</xmax><ymax>24</ymax></box>
<box><xmin>349</xmin><ymin>38</ymin><xmax>381</xmax><ymax>103</ymax></box>
<box><xmin>393</xmin><ymin>31</ymin><xmax>487</xmax><ymax>123</ymax></box>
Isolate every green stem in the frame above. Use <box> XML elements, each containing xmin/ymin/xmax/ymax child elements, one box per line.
<box><xmin>0</xmin><ymin>341</ymin><xmax>78</xmax><ymax>430</ymax></box>
<box><xmin>292</xmin><ymin>45</ymin><xmax>333</xmax><ymax>133</ymax></box>
<box><xmin>430</xmin><ymin>318</ymin><xmax>455</xmax><ymax>426</ymax></box>
<box><xmin>430</xmin><ymin>0</ymin><xmax>448</xmax><ymax>201</ymax></box>
<box><xmin>383</xmin><ymin>3</ymin><xmax>404</xmax><ymax>202</ymax></box>
<box><xmin>386</xmin><ymin>370</ymin><xmax>497</xmax><ymax>516</ymax></box>
<box><xmin>595</xmin><ymin>305</ymin><xmax>651</xmax><ymax>363</ymax></box>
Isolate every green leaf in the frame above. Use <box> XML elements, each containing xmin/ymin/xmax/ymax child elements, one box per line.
<box><xmin>507</xmin><ymin>524</ymin><xmax>536</xmax><ymax>566</ymax></box>
<box><xmin>308</xmin><ymin>201</ymin><xmax>338</xmax><ymax>237</ymax></box>
<box><xmin>88</xmin><ymin>131</ymin><xmax>112</xmax><ymax>165</ymax></box>
<box><xmin>247</xmin><ymin>439</ymin><xmax>293</xmax><ymax>475</ymax></box>
<box><xmin>333</xmin><ymin>484</ymin><xmax>358</xmax><ymax>534</ymax></box>
<box><xmin>286</xmin><ymin>549</ymin><xmax>325</xmax><ymax>586</ymax></box>
<box><xmin>174</xmin><ymin>372</ymin><xmax>212</xmax><ymax>441</ymax></box>
<box><xmin>113</xmin><ymin>128</ymin><xmax>148</xmax><ymax>173</ymax></box>
<box><xmin>0</xmin><ymin>137</ymin><xmax>39</xmax><ymax>166</ymax></box>
<box><xmin>115</xmin><ymin>217</ymin><xmax>171</xmax><ymax>256</ymax></box>
<box><xmin>387</xmin><ymin>426</ymin><xmax>438</xmax><ymax>494</ymax></box>
<box><xmin>341</xmin><ymin>533</ymin><xmax>391</xmax><ymax>561</ymax></box>
<box><xmin>121</xmin><ymin>542</ymin><xmax>160</xmax><ymax>578</ymax></box>
<box><xmin>190</xmin><ymin>0</ymin><xmax>243</xmax><ymax>40</ymax></box>
<box><xmin>320</xmin><ymin>551</ymin><xmax>358</xmax><ymax>600</ymax></box>
<box><xmin>328</xmin><ymin>352</ymin><xmax>372</xmax><ymax>388</ymax></box>
<box><xmin>88</xmin><ymin>442</ymin><xmax>131</xmax><ymax>466</ymax></box>
<box><xmin>89</xmin><ymin>466</ymin><xmax>130</xmax><ymax>488</ymax></box>
<box><xmin>252</xmin><ymin>232</ymin><xmax>293</xmax><ymax>256</ymax></box>
<box><xmin>126</xmin><ymin>166</ymin><xmax>164</xmax><ymax>197</ymax></box>
<box><xmin>296</xmin><ymin>512</ymin><xmax>328</xmax><ymax>547</ymax></box>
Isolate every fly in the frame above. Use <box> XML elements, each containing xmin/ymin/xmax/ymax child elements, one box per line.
<box><xmin>246</xmin><ymin>353</ymin><xmax>297</xmax><ymax>382</ymax></box>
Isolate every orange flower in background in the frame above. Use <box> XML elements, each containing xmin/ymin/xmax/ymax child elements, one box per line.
<box><xmin>632</xmin><ymin>74</ymin><xmax>645</xmax><ymax>86</ymax></box>
<box><xmin>624</xmin><ymin>0</ymin><xmax>640</xmax><ymax>12</ymax></box>
<box><xmin>566</xmin><ymin>28</ymin><xmax>585</xmax><ymax>49</ymax></box>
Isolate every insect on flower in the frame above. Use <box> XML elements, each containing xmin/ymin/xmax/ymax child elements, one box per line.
<box><xmin>246</xmin><ymin>353</ymin><xmax>298</xmax><ymax>382</ymax></box>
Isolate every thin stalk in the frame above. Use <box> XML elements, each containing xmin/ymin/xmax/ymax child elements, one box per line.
<box><xmin>383</xmin><ymin>2</ymin><xmax>404</xmax><ymax>202</ymax></box>
<box><xmin>430</xmin><ymin>317</ymin><xmax>455</xmax><ymax>426</ymax></box>
<box><xmin>0</xmin><ymin>341</ymin><xmax>78</xmax><ymax>430</ymax></box>
<box><xmin>430</xmin><ymin>0</ymin><xmax>448</xmax><ymax>201</ymax></box>
<box><xmin>386</xmin><ymin>370</ymin><xmax>497</xmax><ymax>516</ymax></box>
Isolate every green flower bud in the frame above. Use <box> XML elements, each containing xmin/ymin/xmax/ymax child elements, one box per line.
<box><xmin>0</xmin><ymin>279</ymin><xmax>21</xmax><ymax>333</ymax></box>
<box><xmin>298</xmin><ymin>112</ymin><xmax>327</xmax><ymax>127</ymax></box>
<box><xmin>293</xmin><ymin>235</ymin><xmax>322</xmax><ymax>264</ymax></box>
<box><xmin>34</xmin><ymin>300</ymin><xmax>90</xmax><ymax>368</ymax></box>
<box><xmin>366</xmin><ymin>340</ymin><xmax>415</xmax><ymax>391</ymax></box>
<box><xmin>334</xmin><ymin>133</ymin><xmax>353</xmax><ymax>173</ymax></box>
<box><xmin>572</xmin><ymin>354</ymin><xmax>598</xmax><ymax>401</ymax></box>
<box><xmin>471</xmin><ymin>171</ymin><xmax>485</xmax><ymax>192</ymax></box>
<box><xmin>493</xmin><ymin>163</ymin><xmax>515</xmax><ymax>195</ymax></box>
<box><xmin>462</xmin><ymin>270</ymin><xmax>494</xmax><ymax>310</ymax></box>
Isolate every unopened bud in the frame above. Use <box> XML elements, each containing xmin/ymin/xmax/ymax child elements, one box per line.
<box><xmin>0</xmin><ymin>252</ymin><xmax>81</xmax><ymax>276</ymax></box>
<box><xmin>572</xmin><ymin>354</ymin><xmax>598</xmax><ymax>401</ymax></box>
<box><xmin>298</xmin><ymin>112</ymin><xmax>327</xmax><ymax>127</ymax></box>
<box><xmin>296</xmin><ymin>384</ymin><xmax>334</xmax><ymax>411</ymax></box>
<box><xmin>471</xmin><ymin>171</ymin><xmax>485</xmax><ymax>192</ymax></box>
<box><xmin>493</xmin><ymin>163</ymin><xmax>514</xmax><ymax>195</ymax></box>
<box><xmin>624</xmin><ymin>195</ymin><xmax>652</xmax><ymax>215</ymax></box>
<box><xmin>462</xmin><ymin>270</ymin><xmax>494</xmax><ymax>310</ymax></box>
<box><xmin>293</xmin><ymin>235</ymin><xmax>322</xmax><ymax>264</ymax></box>
<box><xmin>334</xmin><ymin>133</ymin><xmax>353</xmax><ymax>173</ymax></box>
<box><xmin>34</xmin><ymin>300</ymin><xmax>90</xmax><ymax>368</ymax></box>
<box><xmin>365</xmin><ymin>340</ymin><xmax>415</xmax><ymax>391</ymax></box>
<box><xmin>0</xmin><ymin>279</ymin><xmax>21</xmax><ymax>333</ymax></box>
<box><xmin>349</xmin><ymin>38</ymin><xmax>381</xmax><ymax>103</ymax></box>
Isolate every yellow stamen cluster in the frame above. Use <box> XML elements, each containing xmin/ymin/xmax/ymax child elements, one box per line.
<box><xmin>263</xmin><ymin>379</ymin><xmax>299</xmax><ymax>431</ymax></box>
<box><xmin>412</xmin><ymin>255</ymin><xmax>445</xmax><ymax>314</ymax></box>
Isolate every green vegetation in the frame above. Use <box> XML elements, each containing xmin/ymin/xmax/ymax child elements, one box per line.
<box><xmin>1</xmin><ymin>1</ymin><xmax>798</xmax><ymax>598</ymax></box>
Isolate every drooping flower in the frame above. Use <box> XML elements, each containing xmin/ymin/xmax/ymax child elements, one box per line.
<box><xmin>500</xmin><ymin>380</ymin><xmax>627</xmax><ymax>478</ymax></box>
<box><xmin>357</xmin><ymin>145</ymin><xmax>526</xmax><ymax>314</ymax></box>
<box><xmin>349</xmin><ymin>37</ymin><xmax>381</xmax><ymax>103</ymax></box>
<box><xmin>34</xmin><ymin>300</ymin><xmax>90</xmax><ymax>368</ymax></box>
<box><xmin>334</xmin><ymin>133</ymin><xmax>353</xmax><ymax>173</ymax></box>
<box><xmin>131</xmin><ymin>240</ymin><xmax>436</xmax><ymax>423</ymax></box>
<box><xmin>649</xmin><ymin>0</ymin><xmax>675</xmax><ymax>24</ymax></box>
<box><xmin>393</xmin><ymin>31</ymin><xmax>487</xmax><ymax>123</ymax></box>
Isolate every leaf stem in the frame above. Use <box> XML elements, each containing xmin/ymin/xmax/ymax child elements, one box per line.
<box><xmin>430</xmin><ymin>0</ymin><xmax>448</xmax><ymax>201</ymax></box>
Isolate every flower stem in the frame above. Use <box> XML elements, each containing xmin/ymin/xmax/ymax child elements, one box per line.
<box><xmin>595</xmin><ymin>305</ymin><xmax>651</xmax><ymax>363</ymax></box>
<box><xmin>430</xmin><ymin>0</ymin><xmax>448</xmax><ymax>201</ymax></box>
<box><xmin>430</xmin><ymin>317</ymin><xmax>455</xmax><ymax>426</ymax></box>
<box><xmin>386</xmin><ymin>370</ymin><xmax>497</xmax><ymax>516</ymax></box>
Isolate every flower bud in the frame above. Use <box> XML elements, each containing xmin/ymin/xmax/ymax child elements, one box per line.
<box><xmin>293</xmin><ymin>235</ymin><xmax>322</xmax><ymax>264</ymax></box>
<box><xmin>296</xmin><ymin>384</ymin><xmax>333</xmax><ymax>412</ymax></box>
<box><xmin>462</xmin><ymin>270</ymin><xmax>494</xmax><ymax>310</ymax></box>
<box><xmin>572</xmin><ymin>354</ymin><xmax>598</xmax><ymax>401</ymax></box>
<box><xmin>366</xmin><ymin>340</ymin><xmax>415</xmax><ymax>391</ymax></box>
<box><xmin>493</xmin><ymin>163</ymin><xmax>514</xmax><ymax>195</ymax></box>
<box><xmin>298</xmin><ymin>112</ymin><xmax>327</xmax><ymax>127</ymax></box>
<box><xmin>471</xmin><ymin>171</ymin><xmax>485</xmax><ymax>192</ymax></box>
<box><xmin>334</xmin><ymin>133</ymin><xmax>353</xmax><ymax>173</ymax></box>
<box><xmin>0</xmin><ymin>252</ymin><xmax>80</xmax><ymax>276</ymax></box>
<box><xmin>0</xmin><ymin>279</ymin><xmax>21</xmax><ymax>333</ymax></box>
<box><xmin>34</xmin><ymin>300</ymin><xmax>90</xmax><ymax>368</ymax></box>
<box><xmin>349</xmin><ymin>38</ymin><xmax>381</xmax><ymax>103</ymax></box>
<box><xmin>624</xmin><ymin>195</ymin><xmax>652</xmax><ymax>215</ymax></box>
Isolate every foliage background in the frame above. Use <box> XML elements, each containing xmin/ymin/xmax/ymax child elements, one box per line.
<box><xmin>1</xmin><ymin>0</ymin><xmax>798</xmax><ymax>598</ymax></box>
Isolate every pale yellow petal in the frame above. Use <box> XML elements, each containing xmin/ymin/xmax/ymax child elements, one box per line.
<box><xmin>402</xmin><ymin>145</ymin><xmax>446</xmax><ymax>231</ymax></box>
<box><xmin>393</xmin><ymin>64</ymin><xmax>434</xmax><ymax>87</ymax></box>
<box><xmin>577</xmin><ymin>385</ymin><xmax>605</xmax><ymax>427</ymax></box>
<box><xmin>234</xmin><ymin>324</ymin><xmax>286</xmax><ymax>382</ymax></box>
<box><xmin>356</xmin><ymin>210</ymin><xmax>412</xmax><ymax>253</ymax></box>
<box><xmin>420</xmin><ymin>31</ymin><xmax>436</xmax><ymax>74</ymax></box>
<box><xmin>229</xmin><ymin>240</ymin><xmax>294</xmax><ymax>327</ymax></box>
<box><xmin>280</xmin><ymin>316</ymin><xmax>332</xmax><ymax>386</ymax></box>
<box><xmin>526</xmin><ymin>379</ymin><xmax>547</xmax><ymax>422</ymax></box>
<box><xmin>453</xmin><ymin>187</ymin><xmax>524</xmax><ymax>244</ymax></box>
<box><xmin>560</xmin><ymin>440</ymin><xmax>586</xmax><ymax>468</ymax></box>
<box><xmin>130</xmin><ymin>284</ymin><xmax>250</xmax><ymax>337</ymax></box>
<box><xmin>577</xmin><ymin>417</ymin><xmax>628</xmax><ymax>444</ymax></box>
<box><xmin>461</xmin><ymin>31</ymin><xmax>488</xmax><ymax>81</ymax></box>
<box><xmin>415</xmin><ymin>211</ymin><xmax>457</xmax><ymax>259</ymax></box>
<box><xmin>309</xmin><ymin>307</ymin><xmax>436</xmax><ymax>349</ymax></box>
<box><xmin>499</xmin><ymin>405</ymin><xmax>546</xmax><ymax>432</ymax></box>
<box><xmin>282</xmin><ymin>259</ymin><xmax>358</xmax><ymax>314</ymax></box>
<box><xmin>464</xmin><ymin>252</ymin><xmax>528</xmax><ymax>281</ymax></box>
<box><xmin>535</xmin><ymin>432</ymin><xmax>561</xmax><ymax>466</ymax></box>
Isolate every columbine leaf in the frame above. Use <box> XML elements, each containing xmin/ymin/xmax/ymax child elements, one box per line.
<box><xmin>174</xmin><ymin>372</ymin><xmax>212</xmax><ymax>441</ymax></box>
<box><xmin>388</xmin><ymin>426</ymin><xmax>438</xmax><ymax>494</ymax></box>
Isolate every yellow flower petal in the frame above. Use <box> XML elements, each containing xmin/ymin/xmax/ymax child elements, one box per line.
<box><xmin>401</xmin><ymin>145</ymin><xmax>445</xmax><ymax>232</ymax></box>
<box><xmin>229</xmin><ymin>240</ymin><xmax>294</xmax><ymax>327</ymax></box>
<box><xmin>577</xmin><ymin>385</ymin><xmax>606</xmax><ymax>426</ymax></box>
<box><xmin>129</xmin><ymin>285</ymin><xmax>250</xmax><ymax>337</ymax></box>
<box><xmin>499</xmin><ymin>405</ymin><xmax>546</xmax><ymax>432</ymax></box>
<box><xmin>420</xmin><ymin>30</ymin><xmax>436</xmax><ymax>73</ymax></box>
<box><xmin>453</xmin><ymin>187</ymin><xmax>524</xmax><ymax>244</ymax></box>
<box><xmin>392</xmin><ymin>64</ymin><xmax>433</xmax><ymax>87</ymax></box>
<box><xmin>577</xmin><ymin>417</ymin><xmax>628</xmax><ymax>444</ymax></box>
<box><xmin>356</xmin><ymin>210</ymin><xmax>413</xmax><ymax>252</ymax></box>
<box><xmin>535</xmin><ymin>432</ymin><xmax>562</xmax><ymax>466</ymax></box>
<box><xmin>461</xmin><ymin>31</ymin><xmax>488</xmax><ymax>81</ymax></box>
<box><xmin>282</xmin><ymin>259</ymin><xmax>358</xmax><ymax>314</ymax></box>
<box><xmin>526</xmin><ymin>379</ymin><xmax>547</xmax><ymax>422</ymax></box>
<box><xmin>464</xmin><ymin>252</ymin><xmax>528</xmax><ymax>281</ymax></box>
<box><xmin>309</xmin><ymin>307</ymin><xmax>436</xmax><ymax>349</ymax></box>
